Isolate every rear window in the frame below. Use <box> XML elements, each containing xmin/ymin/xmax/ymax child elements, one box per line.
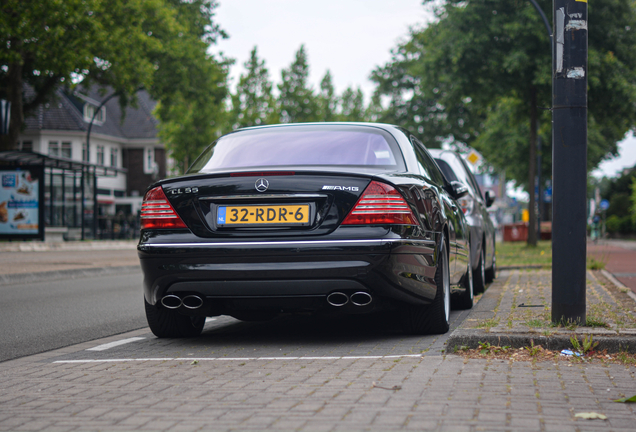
<box><xmin>188</xmin><ymin>125</ymin><xmax>404</xmax><ymax>173</ymax></box>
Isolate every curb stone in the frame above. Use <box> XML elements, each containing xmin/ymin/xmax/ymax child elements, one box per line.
<box><xmin>446</xmin><ymin>329</ymin><xmax>636</xmax><ymax>353</ymax></box>
<box><xmin>446</xmin><ymin>267</ymin><xmax>636</xmax><ymax>353</ymax></box>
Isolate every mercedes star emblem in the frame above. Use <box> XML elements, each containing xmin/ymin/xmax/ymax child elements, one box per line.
<box><xmin>255</xmin><ymin>178</ymin><xmax>269</xmax><ymax>192</ymax></box>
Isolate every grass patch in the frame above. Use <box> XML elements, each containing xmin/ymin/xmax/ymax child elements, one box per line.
<box><xmin>475</xmin><ymin>318</ymin><xmax>500</xmax><ymax>329</ymax></box>
<box><xmin>586</xmin><ymin>316</ymin><xmax>610</xmax><ymax>328</ymax></box>
<box><xmin>525</xmin><ymin>318</ymin><xmax>548</xmax><ymax>328</ymax></box>
<box><xmin>587</xmin><ymin>256</ymin><xmax>606</xmax><ymax>270</ymax></box>
<box><xmin>497</xmin><ymin>240</ymin><xmax>552</xmax><ymax>267</ymax></box>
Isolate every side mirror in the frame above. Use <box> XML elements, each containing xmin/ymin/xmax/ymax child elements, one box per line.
<box><xmin>449</xmin><ymin>181</ymin><xmax>468</xmax><ymax>199</ymax></box>
<box><xmin>485</xmin><ymin>190</ymin><xmax>495</xmax><ymax>207</ymax></box>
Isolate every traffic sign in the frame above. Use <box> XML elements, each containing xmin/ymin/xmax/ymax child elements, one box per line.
<box><xmin>600</xmin><ymin>199</ymin><xmax>610</xmax><ymax>211</ymax></box>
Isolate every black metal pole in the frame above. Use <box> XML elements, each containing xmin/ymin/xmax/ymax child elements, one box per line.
<box><xmin>61</xmin><ymin>168</ymin><xmax>66</xmax><ymax>226</ymax></box>
<box><xmin>537</xmin><ymin>135</ymin><xmax>542</xmax><ymax>240</ymax></box>
<box><xmin>93</xmin><ymin>168</ymin><xmax>98</xmax><ymax>239</ymax></box>
<box><xmin>552</xmin><ymin>0</ymin><xmax>587</xmax><ymax>324</ymax></box>
<box><xmin>81</xmin><ymin>168</ymin><xmax>85</xmax><ymax>240</ymax></box>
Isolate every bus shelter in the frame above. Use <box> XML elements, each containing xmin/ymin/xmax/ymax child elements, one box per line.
<box><xmin>0</xmin><ymin>150</ymin><xmax>126</xmax><ymax>241</ymax></box>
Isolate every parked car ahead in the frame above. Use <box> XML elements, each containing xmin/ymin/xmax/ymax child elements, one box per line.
<box><xmin>428</xmin><ymin>149</ymin><xmax>497</xmax><ymax>293</ymax></box>
<box><xmin>138</xmin><ymin>123</ymin><xmax>474</xmax><ymax>338</ymax></box>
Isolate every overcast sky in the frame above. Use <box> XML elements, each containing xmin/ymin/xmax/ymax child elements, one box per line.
<box><xmin>212</xmin><ymin>0</ymin><xmax>635</xmax><ymax>179</ymax></box>
<box><xmin>212</xmin><ymin>0</ymin><xmax>431</xmax><ymax>98</ymax></box>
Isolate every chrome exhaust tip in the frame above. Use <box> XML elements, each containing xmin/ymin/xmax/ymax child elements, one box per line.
<box><xmin>161</xmin><ymin>295</ymin><xmax>182</xmax><ymax>309</ymax></box>
<box><xmin>350</xmin><ymin>292</ymin><xmax>372</xmax><ymax>307</ymax></box>
<box><xmin>327</xmin><ymin>292</ymin><xmax>349</xmax><ymax>307</ymax></box>
<box><xmin>182</xmin><ymin>295</ymin><xmax>204</xmax><ymax>309</ymax></box>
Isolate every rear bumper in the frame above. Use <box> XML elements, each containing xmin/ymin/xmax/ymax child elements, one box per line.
<box><xmin>138</xmin><ymin>237</ymin><xmax>440</xmax><ymax>313</ymax></box>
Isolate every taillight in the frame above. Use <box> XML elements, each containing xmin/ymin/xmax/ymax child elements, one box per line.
<box><xmin>458</xmin><ymin>195</ymin><xmax>474</xmax><ymax>215</ymax></box>
<box><xmin>140</xmin><ymin>186</ymin><xmax>188</xmax><ymax>229</ymax></box>
<box><xmin>342</xmin><ymin>181</ymin><xmax>418</xmax><ymax>225</ymax></box>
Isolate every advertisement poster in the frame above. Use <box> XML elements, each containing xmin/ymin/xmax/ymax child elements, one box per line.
<box><xmin>0</xmin><ymin>167</ymin><xmax>44</xmax><ymax>239</ymax></box>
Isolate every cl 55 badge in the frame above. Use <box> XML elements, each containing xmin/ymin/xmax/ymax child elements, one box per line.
<box><xmin>322</xmin><ymin>185</ymin><xmax>359</xmax><ymax>191</ymax></box>
<box><xmin>169</xmin><ymin>187</ymin><xmax>198</xmax><ymax>195</ymax></box>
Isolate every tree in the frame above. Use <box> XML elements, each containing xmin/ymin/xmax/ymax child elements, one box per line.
<box><xmin>0</xmin><ymin>0</ymin><xmax>228</xmax><ymax>160</ymax></box>
<box><xmin>277</xmin><ymin>45</ymin><xmax>319</xmax><ymax>123</ymax></box>
<box><xmin>317</xmin><ymin>70</ymin><xmax>337</xmax><ymax>121</ymax></box>
<box><xmin>372</xmin><ymin>0</ymin><xmax>636</xmax><ymax>246</ymax></box>
<box><xmin>155</xmin><ymin>53</ymin><xmax>229</xmax><ymax>174</ymax></box>
<box><xmin>229</xmin><ymin>46</ymin><xmax>278</xmax><ymax>130</ymax></box>
<box><xmin>338</xmin><ymin>86</ymin><xmax>366</xmax><ymax>121</ymax></box>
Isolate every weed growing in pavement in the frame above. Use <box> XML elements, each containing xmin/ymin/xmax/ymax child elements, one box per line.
<box><xmin>570</xmin><ymin>334</ymin><xmax>599</xmax><ymax>355</ymax></box>
<box><xmin>617</xmin><ymin>349</ymin><xmax>636</xmax><ymax>365</ymax></box>
<box><xmin>526</xmin><ymin>318</ymin><xmax>548</xmax><ymax>328</ymax></box>
<box><xmin>476</xmin><ymin>318</ymin><xmax>500</xmax><ymax>330</ymax></box>
<box><xmin>478</xmin><ymin>341</ymin><xmax>510</xmax><ymax>355</ymax></box>
<box><xmin>524</xmin><ymin>340</ymin><xmax>541</xmax><ymax>357</ymax></box>
<box><xmin>587</xmin><ymin>256</ymin><xmax>606</xmax><ymax>270</ymax></box>
<box><xmin>453</xmin><ymin>343</ymin><xmax>636</xmax><ymax>365</ymax></box>
<box><xmin>585</xmin><ymin>316</ymin><xmax>610</xmax><ymax>328</ymax></box>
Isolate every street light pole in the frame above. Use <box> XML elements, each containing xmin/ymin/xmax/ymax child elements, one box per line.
<box><xmin>552</xmin><ymin>0</ymin><xmax>588</xmax><ymax>324</ymax></box>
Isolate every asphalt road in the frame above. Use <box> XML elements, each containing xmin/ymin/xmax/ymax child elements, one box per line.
<box><xmin>0</xmin><ymin>268</ymin><xmax>146</xmax><ymax>363</ymax></box>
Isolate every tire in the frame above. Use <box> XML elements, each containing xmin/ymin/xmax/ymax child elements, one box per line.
<box><xmin>453</xmin><ymin>257</ymin><xmax>474</xmax><ymax>310</ymax></box>
<box><xmin>473</xmin><ymin>246</ymin><xmax>486</xmax><ymax>294</ymax></box>
<box><xmin>485</xmin><ymin>239</ymin><xmax>497</xmax><ymax>283</ymax></box>
<box><xmin>401</xmin><ymin>239</ymin><xmax>451</xmax><ymax>335</ymax></box>
<box><xmin>144</xmin><ymin>297</ymin><xmax>205</xmax><ymax>338</ymax></box>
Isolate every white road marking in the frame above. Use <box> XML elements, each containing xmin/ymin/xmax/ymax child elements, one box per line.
<box><xmin>54</xmin><ymin>354</ymin><xmax>424</xmax><ymax>363</ymax></box>
<box><xmin>86</xmin><ymin>337</ymin><xmax>146</xmax><ymax>351</ymax></box>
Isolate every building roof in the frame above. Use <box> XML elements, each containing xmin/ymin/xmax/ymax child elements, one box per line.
<box><xmin>23</xmin><ymin>85</ymin><xmax>159</xmax><ymax>141</ymax></box>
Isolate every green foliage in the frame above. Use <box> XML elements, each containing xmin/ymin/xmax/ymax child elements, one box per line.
<box><xmin>587</xmin><ymin>256</ymin><xmax>606</xmax><ymax>270</ymax></box>
<box><xmin>497</xmin><ymin>240</ymin><xmax>552</xmax><ymax>267</ymax></box>
<box><xmin>371</xmin><ymin>0</ymin><xmax>636</xmax><ymax>189</ymax></box>
<box><xmin>317</xmin><ymin>70</ymin><xmax>337</xmax><ymax>122</ymax></box>
<box><xmin>229</xmin><ymin>46</ymin><xmax>278</xmax><ymax>130</ymax></box>
<box><xmin>478</xmin><ymin>341</ymin><xmax>510</xmax><ymax>355</ymax></box>
<box><xmin>524</xmin><ymin>340</ymin><xmax>541</xmax><ymax>357</ymax></box>
<box><xmin>599</xmin><ymin>168</ymin><xmax>636</xmax><ymax>234</ymax></box>
<box><xmin>614</xmin><ymin>394</ymin><xmax>636</xmax><ymax>403</ymax></box>
<box><xmin>338</xmin><ymin>86</ymin><xmax>366</xmax><ymax>121</ymax></box>
<box><xmin>585</xmin><ymin>316</ymin><xmax>609</xmax><ymax>328</ymax></box>
<box><xmin>277</xmin><ymin>45</ymin><xmax>319</xmax><ymax>123</ymax></box>
<box><xmin>631</xmin><ymin>177</ymin><xmax>636</xmax><ymax>227</ymax></box>
<box><xmin>570</xmin><ymin>334</ymin><xmax>599</xmax><ymax>354</ymax></box>
<box><xmin>1</xmin><ymin>0</ymin><xmax>229</xmax><ymax>168</ymax></box>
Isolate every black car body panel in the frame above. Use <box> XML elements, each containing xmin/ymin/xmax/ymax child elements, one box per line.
<box><xmin>138</xmin><ymin>123</ymin><xmax>471</xmax><ymax>334</ymax></box>
<box><xmin>429</xmin><ymin>149</ymin><xmax>496</xmax><ymax>276</ymax></box>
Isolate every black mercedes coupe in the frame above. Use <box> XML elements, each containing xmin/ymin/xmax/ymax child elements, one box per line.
<box><xmin>138</xmin><ymin>123</ymin><xmax>473</xmax><ymax>338</ymax></box>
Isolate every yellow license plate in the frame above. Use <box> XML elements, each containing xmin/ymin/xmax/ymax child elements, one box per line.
<box><xmin>217</xmin><ymin>204</ymin><xmax>310</xmax><ymax>226</ymax></box>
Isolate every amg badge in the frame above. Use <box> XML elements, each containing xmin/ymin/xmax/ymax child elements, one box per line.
<box><xmin>322</xmin><ymin>185</ymin><xmax>359</xmax><ymax>191</ymax></box>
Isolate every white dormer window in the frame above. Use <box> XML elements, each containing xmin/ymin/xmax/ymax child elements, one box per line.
<box><xmin>84</xmin><ymin>103</ymin><xmax>106</xmax><ymax>125</ymax></box>
<box><xmin>144</xmin><ymin>146</ymin><xmax>156</xmax><ymax>174</ymax></box>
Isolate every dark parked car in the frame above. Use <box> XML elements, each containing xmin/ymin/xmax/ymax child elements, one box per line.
<box><xmin>138</xmin><ymin>123</ymin><xmax>473</xmax><ymax>338</ymax></box>
<box><xmin>428</xmin><ymin>149</ymin><xmax>497</xmax><ymax>293</ymax></box>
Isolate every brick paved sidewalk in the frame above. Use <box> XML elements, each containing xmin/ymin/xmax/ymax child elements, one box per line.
<box><xmin>448</xmin><ymin>269</ymin><xmax>636</xmax><ymax>353</ymax></box>
<box><xmin>0</xmin><ymin>329</ymin><xmax>634</xmax><ymax>431</ymax></box>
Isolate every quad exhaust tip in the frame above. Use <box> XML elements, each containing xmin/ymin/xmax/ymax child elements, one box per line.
<box><xmin>327</xmin><ymin>292</ymin><xmax>349</xmax><ymax>307</ymax></box>
<box><xmin>350</xmin><ymin>291</ymin><xmax>373</xmax><ymax>307</ymax></box>
<box><xmin>327</xmin><ymin>291</ymin><xmax>373</xmax><ymax>307</ymax></box>
<box><xmin>182</xmin><ymin>295</ymin><xmax>204</xmax><ymax>309</ymax></box>
<box><xmin>161</xmin><ymin>294</ymin><xmax>204</xmax><ymax>310</ymax></box>
<box><xmin>161</xmin><ymin>294</ymin><xmax>182</xmax><ymax>309</ymax></box>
